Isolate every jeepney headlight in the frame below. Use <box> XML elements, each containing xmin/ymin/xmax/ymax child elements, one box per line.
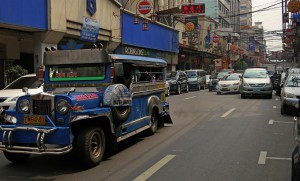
<box><xmin>18</xmin><ymin>99</ymin><xmax>30</xmax><ymax>114</ymax></box>
<box><xmin>56</xmin><ymin>99</ymin><xmax>69</xmax><ymax>115</ymax></box>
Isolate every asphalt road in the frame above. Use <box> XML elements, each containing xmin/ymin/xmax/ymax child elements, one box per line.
<box><xmin>0</xmin><ymin>90</ymin><xmax>295</xmax><ymax>181</ymax></box>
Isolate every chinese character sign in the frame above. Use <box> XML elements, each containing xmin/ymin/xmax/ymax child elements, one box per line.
<box><xmin>80</xmin><ymin>17</ymin><xmax>100</xmax><ymax>43</ymax></box>
<box><xmin>181</xmin><ymin>4</ymin><xmax>205</xmax><ymax>14</ymax></box>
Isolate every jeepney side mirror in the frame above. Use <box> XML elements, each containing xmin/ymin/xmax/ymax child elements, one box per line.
<box><xmin>114</xmin><ymin>63</ymin><xmax>124</xmax><ymax>77</ymax></box>
<box><xmin>67</xmin><ymin>87</ymin><xmax>76</xmax><ymax>95</ymax></box>
<box><xmin>294</xmin><ymin>117</ymin><xmax>300</xmax><ymax>140</ymax></box>
<box><xmin>22</xmin><ymin>87</ymin><xmax>29</xmax><ymax>95</ymax></box>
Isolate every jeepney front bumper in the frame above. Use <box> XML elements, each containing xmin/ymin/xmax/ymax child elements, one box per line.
<box><xmin>0</xmin><ymin>113</ymin><xmax>72</xmax><ymax>155</ymax></box>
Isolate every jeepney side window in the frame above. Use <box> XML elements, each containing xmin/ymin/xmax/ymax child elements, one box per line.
<box><xmin>48</xmin><ymin>64</ymin><xmax>106</xmax><ymax>81</ymax></box>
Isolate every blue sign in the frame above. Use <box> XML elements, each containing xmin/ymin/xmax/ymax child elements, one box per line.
<box><xmin>80</xmin><ymin>17</ymin><xmax>100</xmax><ymax>43</ymax></box>
<box><xmin>249</xmin><ymin>36</ymin><xmax>255</xmax><ymax>52</ymax></box>
<box><xmin>87</xmin><ymin>0</ymin><xmax>96</xmax><ymax>16</ymax></box>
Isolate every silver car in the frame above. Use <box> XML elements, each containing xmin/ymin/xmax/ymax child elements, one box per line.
<box><xmin>216</xmin><ymin>73</ymin><xmax>242</xmax><ymax>95</ymax></box>
<box><xmin>280</xmin><ymin>73</ymin><xmax>300</xmax><ymax>115</ymax></box>
<box><xmin>240</xmin><ymin>68</ymin><xmax>273</xmax><ymax>99</ymax></box>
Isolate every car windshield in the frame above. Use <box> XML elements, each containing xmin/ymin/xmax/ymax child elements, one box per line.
<box><xmin>217</xmin><ymin>72</ymin><xmax>229</xmax><ymax>79</ymax></box>
<box><xmin>243</xmin><ymin>70</ymin><xmax>267</xmax><ymax>78</ymax></box>
<box><xmin>5</xmin><ymin>76</ymin><xmax>41</xmax><ymax>89</ymax></box>
<box><xmin>167</xmin><ymin>72</ymin><xmax>178</xmax><ymax>80</ymax></box>
<box><xmin>221</xmin><ymin>74</ymin><xmax>240</xmax><ymax>81</ymax></box>
<box><xmin>186</xmin><ymin>72</ymin><xmax>197</xmax><ymax>78</ymax></box>
<box><xmin>285</xmin><ymin>75</ymin><xmax>300</xmax><ymax>87</ymax></box>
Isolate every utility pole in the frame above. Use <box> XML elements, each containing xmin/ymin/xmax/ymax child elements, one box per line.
<box><xmin>227</xmin><ymin>33</ymin><xmax>231</xmax><ymax>68</ymax></box>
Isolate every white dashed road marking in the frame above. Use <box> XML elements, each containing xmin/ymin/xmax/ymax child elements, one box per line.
<box><xmin>221</xmin><ymin>108</ymin><xmax>236</xmax><ymax>118</ymax></box>
<box><xmin>184</xmin><ymin>96</ymin><xmax>196</xmax><ymax>100</ymax></box>
<box><xmin>133</xmin><ymin>155</ymin><xmax>176</xmax><ymax>181</ymax></box>
<box><xmin>258</xmin><ymin>151</ymin><xmax>291</xmax><ymax>165</ymax></box>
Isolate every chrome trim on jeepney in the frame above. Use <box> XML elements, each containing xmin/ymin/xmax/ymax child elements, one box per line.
<box><xmin>119</xmin><ymin>116</ymin><xmax>150</xmax><ymax>130</ymax></box>
<box><xmin>0</xmin><ymin>126</ymin><xmax>72</xmax><ymax>155</ymax></box>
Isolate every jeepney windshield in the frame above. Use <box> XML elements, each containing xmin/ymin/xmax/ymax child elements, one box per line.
<box><xmin>48</xmin><ymin>64</ymin><xmax>106</xmax><ymax>81</ymax></box>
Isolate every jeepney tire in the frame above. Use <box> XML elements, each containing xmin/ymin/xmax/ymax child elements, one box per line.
<box><xmin>76</xmin><ymin>126</ymin><xmax>105</xmax><ymax>168</ymax></box>
<box><xmin>112</xmin><ymin>106</ymin><xmax>131</xmax><ymax>124</ymax></box>
<box><xmin>3</xmin><ymin>152</ymin><xmax>30</xmax><ymax>163</ymax></box>
<box><xmin>146</xmin><ymin>109</ymin><xmax>159</xmax><ymax>135</ymax></box>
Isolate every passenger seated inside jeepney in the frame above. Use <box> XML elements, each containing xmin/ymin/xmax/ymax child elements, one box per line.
<box><xmin>115</xmin><ymin>63</ymin><xmax>132</xmax><ymax>88</ymax></box>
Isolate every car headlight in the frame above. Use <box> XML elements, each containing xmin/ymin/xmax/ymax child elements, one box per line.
<box><xmin>56</xmin><ymin>99</ymin><xmax>69</xmax><ymax>114</ymax></box>
<box><xmin>243</xmin><ymin>82</ymin><xmax>249</xmax><ymax>86</ymax></box>
<box><xmin>18</xmin><ymin>99</ymin><xmax>30</xmax><ymax>114</ymax></box>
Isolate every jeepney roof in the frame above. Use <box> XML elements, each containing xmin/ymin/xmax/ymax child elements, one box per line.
<box><xmin>109</xmin><ymin>54</ymin><xmax>166</xmax><ymax>67</ymax></box>
<box><xmin>44</xmin><ymin>49</ymin><xmax>111</xmax><ymax>65</ymax></box>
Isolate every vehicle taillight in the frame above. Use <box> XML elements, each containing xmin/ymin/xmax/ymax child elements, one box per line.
<box><xmin>38</xmin><ymin>65</ymin><xmax>45</xmax><ymax>81</ymax></box>
<box><xmin>110</xmin><ymin>66</ymin><xmax>114</xmax><ymax>80</ymax></box>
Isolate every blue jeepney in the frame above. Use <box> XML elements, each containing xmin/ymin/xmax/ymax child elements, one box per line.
<box><xmin>0</xmin><ymin>47</ymin><xmax>172</xmax><ymax>167</ymax></box>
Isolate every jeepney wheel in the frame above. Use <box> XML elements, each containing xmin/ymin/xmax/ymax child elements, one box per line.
<box><xmin>112</xmin><ymin>106</ymin><xmax>131</xmax><ymax>124</ymax></box>
<box><xmin>3</xmin><ymin>152</ymin><xmax>30</xmax><ymax>163</ymax></box>
<box><xmin>76</xmin><ymin>126</ymin><xmax>105</xmax><ymax>168</ymax></box>
<box><xmin>146</xmin><ymin>109</ymin><xmax>158</xmax><ymax>135</ymax></box>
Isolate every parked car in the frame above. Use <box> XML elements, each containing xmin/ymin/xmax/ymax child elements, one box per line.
<box><xmin>185</xmin><ymin>69</ymin><xmax>206</xmax><ymax>91</ymax></box>
<box><xmin>166</xmin><ymin>71</ymin><xmax>188</xmax><ymax>94</ymax></box>
<box><xmin>280</xmin><ymin>73</ymin><xmax>300</xmax><ymax>115</ymax></box>
<box><xmin>208</xmin><ymin>71</ymin><xmax>231</xmax><ymax>92</ymax></box>
<box><xmin>216</xmin><ymin>73</ymin><xmax>242</xmax><ymax>95</ymax></box>
<box><xmin>240</xmin><ymin>68</ymin><xmax>273</xmax><ymax>99</ymax></box>
<box><xmin>0</xmin><ymin>74</ymin><xmax>43</xmax><ymax>115</ymax></box>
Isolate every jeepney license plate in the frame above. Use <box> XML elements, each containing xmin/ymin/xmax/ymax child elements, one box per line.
<box><xmin>24</xmin><ymin>115</ymin><xmax>46</xmax><ymax>125</ymax></box>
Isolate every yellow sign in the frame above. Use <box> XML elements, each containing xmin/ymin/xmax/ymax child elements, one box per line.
<box><xmin>185</xmin><ymin>22</ymin><xmax>195</xmax><ymax>32</ymax></box>
<box><xmin>288</xmin><ymin>0</ymin><xmax>300</xmax><ymax>13</ymax></box>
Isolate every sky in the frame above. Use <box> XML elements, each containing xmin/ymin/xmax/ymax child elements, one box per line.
<box><xmin>252</xmin><ymin>0</ymin><xmax>283</xmax><ymax>52</ymax></box>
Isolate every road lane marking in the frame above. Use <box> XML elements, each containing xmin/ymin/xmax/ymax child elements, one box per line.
<box><xmin>266</xmin><ymin>157</ymin><xmax>291</xmax><ymax>161</ymax></box>
<box><xmin>273</xmin><ymin>106</ymin><xmax>277</xmax><ymax>109</ymax></box>
<box><xmin>133</xmin><ymin>155</ymin><xmax>176</xmax><ymax>181</ymax></box>
<box><xmin>275</xmin><ymin>98</ymin><xmax>279</xmax><ymax>101</ymax></box>
<box><xmin>268</xmin><ymin>120</ymin><xmax>274</xmax><ymax>124</ymax></box>
<box><xmin>221</xmin><ymin>108</ymin><xmax>236</xmax><ymax>118</ymax></box>
<box><xmin>258</xmin><ymin>151</ymin><xmax>267</xmax><ymax>164</ymax></box>
<box><xmin>258</xmin><ymin>151</ymin><xmax>291</xmax><ymax>165</ymax></box>
<box><xmin>273</xmin><ymin>121</ymin><xmax>293</xmax><ymax>124</ymax></box>
<box><xmin>184</xmin><ymin>96</ymin><xmax>196</xmax><ymax>100</ymax></box>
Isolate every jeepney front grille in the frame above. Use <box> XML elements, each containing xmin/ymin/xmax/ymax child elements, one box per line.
<box><xmin>33</xmin><ymin>100</ymin><xmax>52</xmax><ymax>115</ymax></box>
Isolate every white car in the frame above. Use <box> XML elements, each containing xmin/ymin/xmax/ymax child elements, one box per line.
<box><xmin>216</xmin><ymin>73</ymin><xmax>242</xmax><ymax>95</ymax></box>
<box><xmin>0</xmin><ymin>74</ymin><xmax>43</xmax><ymax>114</ymax></box>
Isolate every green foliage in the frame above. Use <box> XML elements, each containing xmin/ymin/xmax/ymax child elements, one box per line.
<box><xmin>232</xmin><ymin>60</ymin><xmax>248</xmax><ymax>71</ymax></box>
<box><xmin>5</xmin><ymin>65</ymin><xmax>28</xmax><ymax>77</ymax></box>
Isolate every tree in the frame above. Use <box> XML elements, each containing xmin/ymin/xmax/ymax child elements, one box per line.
<box><xmin>232</xmin><ymin>60</ymin><xmax>248</xmax><ymax>71</ymax></box>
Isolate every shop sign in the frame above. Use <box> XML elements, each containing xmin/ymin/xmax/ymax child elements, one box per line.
<box><xmin>184</xmin><ymin>16</ymin><xmax>198</xmax><ymax>37</ymax></box>
<box><xmin>125</xmin><ymin>46</ymin><xmax>148</xmax><ymax>56</ymax></box>
<box><xmin>80</xmin><ymin>17</ymin><xmax>100</xmax><ymax>43</ymax></box>
<box><xmin>138</xmin><ymin>1</ymin><xmax>151</xmax><ymax>15</ymax></box>
<box><xmin>181</xmin><ymin>4</ymin><xmax>205</xmax><ymax>14</ymax></box>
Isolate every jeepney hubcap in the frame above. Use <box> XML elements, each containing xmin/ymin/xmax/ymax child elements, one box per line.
<box><xmin>90</xmin><ymin>132</ymin><xmax>101</xmax><ymax>157</ymax></box>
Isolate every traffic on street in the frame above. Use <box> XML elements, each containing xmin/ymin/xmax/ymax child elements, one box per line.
<box><xmin>0</xmin><ymin>86</ymin><xmax>296</xmax><ymax>180</ymax></box>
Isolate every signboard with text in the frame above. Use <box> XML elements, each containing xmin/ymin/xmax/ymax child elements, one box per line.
<box><xmin>181</xmin><ymin>4</ymin><xmax>205</xmax><ymax>14</ymax></box>
<box><xmin>80</xmin><ymin>17</ymin><xmax>100</xmax><ymax>43</ymax></box>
